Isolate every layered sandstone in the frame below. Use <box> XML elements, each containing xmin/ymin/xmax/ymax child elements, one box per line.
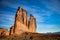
<box><xmin>28</xmin><ymin>14</ymin><xmax>36</xmax><ymax>32</ymax></box>
<box><xmin>23</xmin><ymin>9</ymin><xmax>28</xmax><ymax>26</ymax></box>
<box><xmin>0</xmin><ymin>28</ymin><xmax>9</xmax><ymax>36</ymax></box>
<box><xmin>9</xmin><ymin>7</ymin><xmax>37</xmax><ymax>35</ymax></box>
<box><xmin>0</xmin><ymin>7</ymin><xmax>37</xmax><ymax>36</ymax></box>
<box><xmin>14</xmin><ymin>7</ymin><xmax>29</xmax><ymax>35</ymax></box>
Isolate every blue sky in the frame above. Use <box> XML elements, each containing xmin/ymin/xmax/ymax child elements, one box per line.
<box><xmin>0</xmin><ymin>0</ymin><xmax>60</xmax><ymax>33</ymax></box>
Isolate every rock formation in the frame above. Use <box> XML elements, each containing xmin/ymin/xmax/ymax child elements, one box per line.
<box><xmin>9</xmin><ymin>7</ymin><xmax>37</xmax><ymax>35</ymax></box>
<box><xmin>23</xmin><ymin>9</ymin><xmax>28</xmax><ymax>26</ymax></box>
<box><xmin>0</xmin><ymin>28</ymin><xmax>9</xmax><ymax>36</ymax></box>
<box><xmin>0</xmin><ymin>7</ymin><xmax>37</xmax><ymax>36</ymax></box>
<box><xmin>9</xmin><ymin>26</ymin><xmax>14</xmax><ymax>35</ymax></box>
<box><xmin>1</xmin><ymin>31</ymin><xmax>9</xmax><ymax>36</ymax></box>
<box><xmin>14</xmin><ymin>7</ymin><xmax>29</xmax><ymax>35</ymax></box>
<box><xmin>28</xmin><ymin>14</ymin><xmax>36</xmax><ymax>32</ymax></box>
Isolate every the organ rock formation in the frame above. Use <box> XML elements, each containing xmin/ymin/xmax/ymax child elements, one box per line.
<box><xmin>0</xmin><ymin>7</ymin><xmax>37</xmax><ymax>36</ymax></box>
<box><xmin>9</xmin><ymin>7</ymin><xmax>37</xmax><ymax>35</ymax></box>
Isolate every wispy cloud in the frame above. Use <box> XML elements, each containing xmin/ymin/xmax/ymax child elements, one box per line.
<box><xmin>41</xmin><ymin>0</ymin><xmax>60</xmax><ymax>14</ymax></box>
<box><xmin>0</xmin><ymin>13</ymin><xmax>15</xmax><ymax>21</ymax></box>
<box><xmin>0</xmin><ymin>24</ymin><xmax>12</xmax><ymax>30</ymax></box>
<box><xmin>0</xmin><ymin>13</ymin><xmax>15</xmax><ymax>24</ymax></box>
<box><xmin>0</xmin><ymin>11</ymin><xmax>15</xmax><ymax>29</ymax></box>
<box><xmin>37</xmin><ymin>24</ymin><xmax>60</xmax><ymax>33</ymax></box>
<box><xmin>32</xmin><ymin>10</ymin><xmax>53</xmax><ymax>23</ymax></box>
<box><xmin>0</xmin><ymin>0</ymin><xmax>60</xmax><ymax>33</ymax></box>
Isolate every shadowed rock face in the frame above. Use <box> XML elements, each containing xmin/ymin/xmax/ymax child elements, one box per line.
<box><xmin>15</xmin><ymin>7</ymin><xmax>23</xmax><ymax>24</ymax></box>
<box><xmin>23</xmin><ymin>9</ymin><xmax>28</xmax><ymax>26</ymax></box>
<box><xmin>9</xmin><ymin>7</ymin><xmax>37</xmax><ymax>35</ymax></box>
<box><xmin>10</xmin><ymin>26</ymin><xmax>14</xmax><ymax>35</ymax></box>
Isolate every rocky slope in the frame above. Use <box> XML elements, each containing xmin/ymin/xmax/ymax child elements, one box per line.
<box><xmin>0</xmin><ymin>28</ymin><xmax>9</xmax><ymax>36</ymax></box>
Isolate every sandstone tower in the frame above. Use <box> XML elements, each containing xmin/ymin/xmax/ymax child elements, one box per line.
<box><xmin>23</xmin><ymin>9</ymin><xmax>28</xmax><ymax>26</ymax></box>
<box><xmin>28</xmin><ymin>14</ymin><xmax>36</xmax><ymax>32</ymax></box>
<box><xmin>10</xmin><ymin>7</ymin><xmax>36</xmax><ymax>35</ymax></box>
<box><xmin>14</xmin><ymin>7</ymin><xmax>29</xmax><ymax>35</ymax></box>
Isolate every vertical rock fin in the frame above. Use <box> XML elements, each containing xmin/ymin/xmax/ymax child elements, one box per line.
<box><xmin>28</xmin><ymin>14</ymin><xmax>36</xmax><ymax>32</ymax></box>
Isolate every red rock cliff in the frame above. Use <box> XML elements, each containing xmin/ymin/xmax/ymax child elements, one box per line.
<box><xmin>10</xmin><ymin>7</ymin><xmax>37</xmax><ymax>35</ymax></box>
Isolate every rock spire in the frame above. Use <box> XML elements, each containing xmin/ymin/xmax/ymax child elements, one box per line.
<box><xmin>28</xmin><ymin>14</ymin><xmax>36</xmax><ymax>32</ymax></box>
<box><xmin>10</xmin><ymin>7</ymin><xmax>37</xmax><ymax>35</ymax></box>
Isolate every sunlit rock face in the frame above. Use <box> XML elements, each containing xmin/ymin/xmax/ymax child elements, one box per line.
<box><xmin>0</xmin><ymin>28</ymin><xmax>9</xmax><ymax>36</ymax></box>
<box><xmin>28</xmin><ymin>14</ymin><xmax>36</xmax><ymax>32</ymax></box>
<box><xmin>14</xmin><ymin>7</ymin><xmax>29</xmax><ymax>35</ymax></box>
<box><xmin>9</xmin><ymin>7</ymin><xmax>37</xmax><ymax>35</ymax></box>
<box><xmin>0</xmin><ymin>7</ymin><xmax>36</xmax><ymax>36</ymax></box>
<box><xmin>23</xmin><ymin>9</ymin><xmax>28</xmax><ymax>26</ymax></box>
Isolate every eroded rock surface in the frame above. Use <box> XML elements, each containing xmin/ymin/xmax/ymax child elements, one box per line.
<box><xmin>14</xmin><ymin>7</ymin><xmax>29</xmax><ymax>35</ymax></box>
<box><xmin>0</xmin><ymin>7</ymin><xmax>37</xmax><ymax>36</ymax></box>
<box><xmin>9</xmin><ymin>7</ymin><xmax>37</xmax><ymax>35</ymax></box>
<box><xmin>0</xmin><ymin>28</ymin><xmax>9</xmax><ymax>36</ymax></box>
<box><xmin>28</xmin><ymin>14</ymin><xmax>36</xmax><ymax>32</ymax></box>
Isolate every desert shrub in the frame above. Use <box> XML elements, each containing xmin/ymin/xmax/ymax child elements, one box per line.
<box><xmin>29</xmin><ymin>36</ymin><xmax>33</xmax><ymax>40</ymax></box>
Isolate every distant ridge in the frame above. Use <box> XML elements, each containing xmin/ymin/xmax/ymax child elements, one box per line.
<box><xmin>46</xmin><ymin>32</ymin><xmax>60</xmax><ymax>34</ymax></box>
